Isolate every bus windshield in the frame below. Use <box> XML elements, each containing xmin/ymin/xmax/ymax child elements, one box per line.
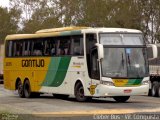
<box><xmin>101</xmin><ymin>48</ymin><xmax>148</xmax><ymax>78</ymax></box>
<box><xmin>100</xmin><ymin>33</ymin><xmax>148</xmax><ymax>78</ymax></box>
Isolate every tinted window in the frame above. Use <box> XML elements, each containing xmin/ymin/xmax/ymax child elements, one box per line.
<box><xmin>71</xmin><ymin>35</ymin><xmax>84</xmax><ymax>55</ymax></box>
<box><xmin>57</xmin><ymin>37</ymin><xmax>71</xmax><ymax>55</ymax></box>
<box><xmin>13</xmin><ymin>41</ymin><xmax>23</xmax><ymax>57</ymax></box>
<box><xmin>5</xmin><ymin>35</ymin><xmax>84</xmax><ymax>57</ymax></box>
<box><xmin>5</xmin><ymin>41</ymin><xmax>13</xmax><ymax>57</ymax></box>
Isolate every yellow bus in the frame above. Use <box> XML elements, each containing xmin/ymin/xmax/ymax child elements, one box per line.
<box><xmin>4</xmin><ymin>27</ymin><xmax>149</xmax><ymax>102</ymax></box>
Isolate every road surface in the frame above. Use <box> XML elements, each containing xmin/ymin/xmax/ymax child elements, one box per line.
<box><xmin>0</xmin><ymin>84</ymin><xmax>160</xmax><ymax>120</ymax></box>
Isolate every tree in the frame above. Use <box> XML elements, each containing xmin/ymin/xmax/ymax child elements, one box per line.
<box><xmin>21</xmin><ymin>0</ymin><xmax>62</xmax><ymax>33</ymax></box>
<box><xmin>0</xmin><ymin>7</ymin><xmax>21</xmax><ymax>43</ymax></box>
<box><xmin>8</xmin><ymin>0</ymin><xmax>160</xmax><ymax>43</ymax></box>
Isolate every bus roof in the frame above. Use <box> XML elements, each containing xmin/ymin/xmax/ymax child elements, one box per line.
<box><xmin>5</xmin><ymin>27</ymin><xmax>142</xmax><ymax>40</ymax></box>
<box><xmin>82</xmin><ymin>28</ymin><xmax>142</xmax><ymax>33</ymax></box>
<box><xmin>35</xmin><ymin>26</ymin><xmax>90</xmax><ymax>33</ymax></box>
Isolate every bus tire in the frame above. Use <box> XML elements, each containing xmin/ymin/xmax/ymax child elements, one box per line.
<box><xmin>158</xmin><ymin>83</ymin><xmax>160</xmax><ymax>97</ymax></box>
<box><xmin>113</xmin><ymin>96</ymin><xmax>130</xmax><ymax>102</ymax></box>
<box><xmin>151</xmin><ymin>81</ymin><xmax>159</xmax><ymax>97</ymax></box>
<box><xmin>75</xmin><ymin>82</ymin><xmax>91</xmax><ymax>102</ymax></box>
<box><xmin>17</xmin><ymin>80</ymin><xmax>25</xmax><ymax>98</ymax></box>
<box><xmin>23</xmin><ymin>80</ymin><xmax>33</xmax><ymax>98</ymax></box>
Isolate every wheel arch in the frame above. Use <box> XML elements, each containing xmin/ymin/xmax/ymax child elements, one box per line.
<box><xmin>74</xmin><ymin>79</ymin><xmax>84</xmax><ymax>90</ymax></box>
<box><xmin>23</xmin><ymin>77</ymin><xmax>29</xmax><ymax>83</ymax></box>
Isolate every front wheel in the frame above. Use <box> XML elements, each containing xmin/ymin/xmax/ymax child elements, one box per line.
<box><xmin>23</xmin><ymin>80</ymin><xmax>33</xmax><ymax>98</ymax></box>
<box><xmin>151</xmin><ymin>81</ymin><xmax>159</xmax><ymax>97</ymax></box>
<box><xmin>113</xmin><ymin>96</ymin><xmax>130</xmax><ymax>102</ymax></box>
<box><xmin>75</xmin><ymin>82</ymin><xmax>91</xmax><ymax>102</ymax></box>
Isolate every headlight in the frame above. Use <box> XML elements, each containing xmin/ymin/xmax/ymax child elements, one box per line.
<box><xmin>100</xmin><ymin>80</ymin><xmax>114</xmax><ymax>86</ymax></box>
<box><xmin>142</xmin><ymin>80</ymin><xmax>150</xmax><ymax>85</ymax></box>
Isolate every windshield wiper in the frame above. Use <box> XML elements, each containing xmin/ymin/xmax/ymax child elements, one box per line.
<box><xmin>121</xmin><ymin>53</ymin><xmax>125</xmax><ymax>68</ymax></box>
<box><xmin>127</xmin><ymin>54</ymin><xmax>131</xmax><ymax>66</ymax></box>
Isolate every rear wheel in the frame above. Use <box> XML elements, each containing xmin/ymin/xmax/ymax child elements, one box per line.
<box><xmin>23</xmin><ymin>80</ymin><xmax>33</xmax><ymax>98</ymax></box>
<box><xmin>17</xmin><ymin>80</ymin><xmax>24</xmax><ymax>98</ymax></box>
<box><xmin>75</xmin><ymin>82</ymin><xmax>91</xmax><ymax>102</ymax></box>
<box><xmin>113</xmin><ymin>96</ymin><xmax>130</xmax><ymax>102</ymax></box>
<box><xmin>151</xmin><ymin>81</ymin><xmax>159</xmax><ymax>97</ymax></box>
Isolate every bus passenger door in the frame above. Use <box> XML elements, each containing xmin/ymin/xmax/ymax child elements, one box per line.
<box><xmin>86</xmin><ymin>34</ymin><xmax>100</xmax><ymax>95</ymax></box>
<box><xmin>90</xmin><ymin>48</ymin><xmax>100</xmax><ymax>80</ymax></box>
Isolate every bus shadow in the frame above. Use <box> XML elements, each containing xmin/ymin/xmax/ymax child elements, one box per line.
<box><xmin>37</xmin><ymin>95</ymin><xmax>134</xmax><ymax>104</ymax></box>
<box><xmin>12</xmin><ymin>94</ymin><xmax>138</xmax><ymax>104</ymax></box>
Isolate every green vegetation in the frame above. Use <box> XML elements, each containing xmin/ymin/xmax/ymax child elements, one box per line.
<box><xmin>0</xmin><ymin>0</ymin><xmax>160</xmax><ymax>43</ymax></box>
<box><xmin>0</xmin><ymin>112</ymin><xmax>22</xmax><ymax>120</ymax></box>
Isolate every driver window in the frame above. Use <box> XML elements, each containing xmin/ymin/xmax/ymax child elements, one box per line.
<box><xmin>91</xmin><ymin>48</ymin><xmax>100</xmax><ymax>79</ymax></box>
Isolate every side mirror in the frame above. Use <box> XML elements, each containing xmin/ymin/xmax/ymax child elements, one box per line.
<box><xmin>147</xmin><ymin>44</ymin><xmax>157</xmax><ymax>59</ymax></box>
<box><xmin>95</xmin><ymin>43</ymin><xmax>104</xmax><ymax>60</ymax></box>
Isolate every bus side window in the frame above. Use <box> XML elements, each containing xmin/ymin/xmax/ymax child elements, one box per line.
<box><xmin>71</xmin><ymin>35</ymin><xmax>83</xmax><ymax>56</ymax></box>
<box><xmin>74</xmin><ymin>39</ymin><xmax>80</xmax><ymax>55</ymax></box>
<box><xmin>32</xmin><ymin>40</ymin><xmax>43</xmax><ymax>56</ymax></box>
<box><xmin>58</xmin><ymin>37</ymin><xmax>71</xmax><ymax>55</ymax></box>
<box><xmin>50</xmin><ymin>39</ymin><xmax>56</xmax><ymax>56</ymax></box>
<box><xmin>44</xmin><ymin>39</ymin><xmax>50</xmax><ymax>56</ymax></box>
<box><xmin>6</xmin><ymin>41</ymin><xmax>13</xmax><ymax>57</ymax></box>
<box><xmin>13</xmin><ymin>41</ymin><xmax>23</xmax><ymax>57</ymax></box>
<box><xmin>23</xmin><ymin>41</ymin><xmax>30</xmax><ymax>56</ymax></box>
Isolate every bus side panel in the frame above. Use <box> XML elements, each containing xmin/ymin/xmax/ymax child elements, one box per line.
<box><xmin>39</xmin><ymin>56</ymin><xmax>88</xmax><ymax>95</ymax></box>
<box><xmin>21</xmin><ymin>57</ymin><xmax>50</xmax><ymax>92</ymax></box>
<box><xmin>4</xmin><ymin>58</ymin><xmax>17</xmax><ymax>90</ymax></box>
<box><xmin>39</xmin><ymin>57</ymin><xmax>71</xmax><ymax>94</ymax></box>
<box><xmin>4</xmin><ymin>57</ymin><xmax>50</xmax><ymax>92</ymax></box>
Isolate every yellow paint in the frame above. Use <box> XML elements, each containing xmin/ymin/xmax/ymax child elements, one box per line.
<box><xmin>90</xmin><ymin>85</ymin><xmax>97</xmax><ymax>95</ymax></box>
<box><xmin>72</xmin><ymin>65</ymin><xmax>81</xmax><ymax>68</ymax></box>
<box><xmin>36</xmin><ymin>26</ymin><xmax>90</xmax><ymax>33</ymax></box>
<box><xmin>113</xmin><ymin>79</ymin><xmax>128</xmax><ymax>87</ymax></box>
<box><xmin>33</xmin><ymin>108</ymin><xmax>160</xmax><ymax>117</ymax></box>
<box><xmin>5</xmin><ymin>26</ymin><xmax>89</xmax><ymax>41</ymax></box>
<box><xmin>4</xmin><ymin>57</ymin><xmax>51</xmax><ymax>92</ymax></box>
<box><xmin>5</xmin><ymin>32</ymin><xmax>60</xmax><ymax>41</ymax></box>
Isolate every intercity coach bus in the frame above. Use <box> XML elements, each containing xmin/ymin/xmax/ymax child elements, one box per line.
<box><xmin>4</xmin><ymin>27</ymin><xmax>149</xmax><ymax>102</ymax></box>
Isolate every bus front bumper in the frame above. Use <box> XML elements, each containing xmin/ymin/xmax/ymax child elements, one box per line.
<box><xmin>94</xmin><ymin>84</ymin><xmax>149</xmax><ymax>97</ymax></box>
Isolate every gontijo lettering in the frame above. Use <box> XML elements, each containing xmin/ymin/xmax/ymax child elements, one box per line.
<box><xmin>22</xmin><ymin>59</ymin><xmax>45</xmax><ymax>67</ymax></box>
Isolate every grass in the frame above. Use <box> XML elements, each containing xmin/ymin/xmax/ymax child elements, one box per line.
<box><xmin>0</xmin><ymin>111</ymin><xmax>22</xmax><ymax>120</ymax></box>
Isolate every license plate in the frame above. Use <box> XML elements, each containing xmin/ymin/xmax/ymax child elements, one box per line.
<box><xmin>124</xmin><ymin>89</ymin><xmax>132</xmax><ymax>93</ymax></box>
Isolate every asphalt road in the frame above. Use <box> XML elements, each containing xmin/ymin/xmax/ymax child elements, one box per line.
<box><xmin>0</xmin><ymin>84</ymin><xmax>160</xmax><ymax>120</ymax></box>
